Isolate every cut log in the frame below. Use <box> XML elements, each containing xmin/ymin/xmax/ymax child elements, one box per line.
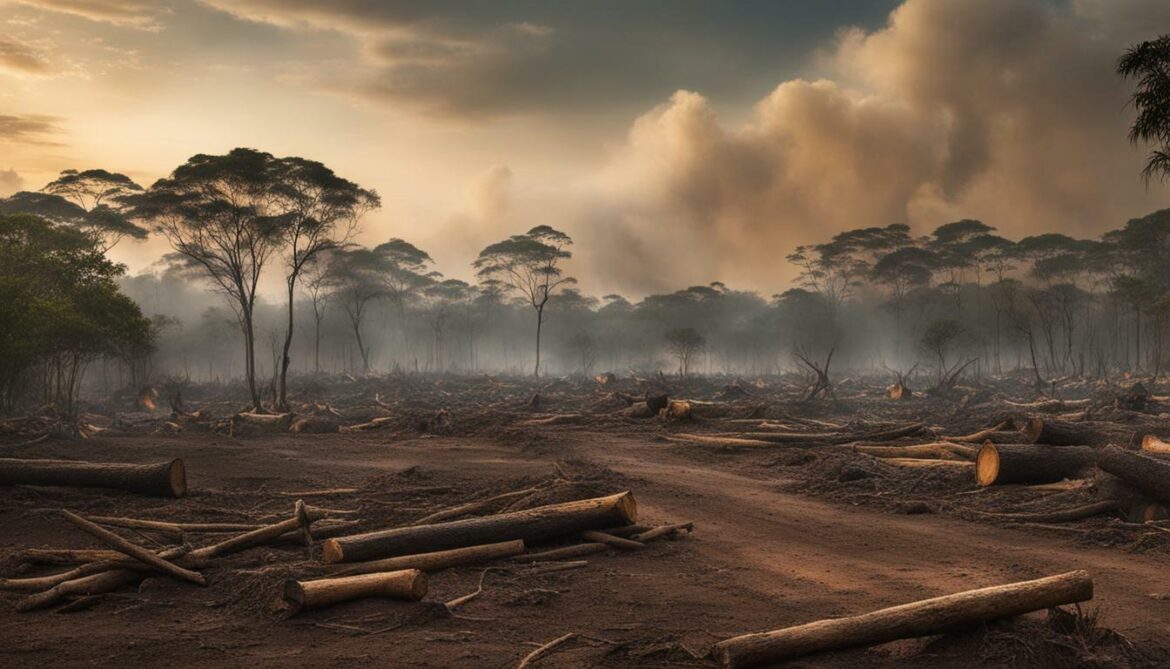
<box><xmin>883</xmin><ymin>458</ymin><xmax>973</xmax><ymax>469</ymax></box>
<box><xmin>975</xmin><ymin>443</ymin><xmax>1097</xmax><ymax>486</ymax></box>
<box><xmin>666</xmin><ymin>434</ymin><xmax>776</xmax><ymax>449</ymax></box>
<box><xmin>0</xmin><ymin>457</ymin><xmax>185</xmax><ymax>497</ymax></box>
<box><xmin>1140</xmin><ymin>434</ymin><xmax>1170</xmax><ymax>455</ymax></box>
<box><xmin>323</xmin><ymin>492</ymin><xmax>637</xmax><ymax>564</ymax></box>
<box><xmin>1023</xmin><ymin>418</ymin><xmax>1101</xmax><ymax>446</ymax></box>
<box><xmin>662</xmin><ymin>400</ymin><xmax>693</xmax><ymax>420</ymax></box>
<box><xmin>85</xmin><ymin>515</ymin><xmax>260</xmax><ymax>538</ymax></box>
<box><xmin>737</xmin><ymin>423</ymin><xmax>925</xmax><ymax>445</ymax></box>
<box><xmin>711</xmin><ymin>570</ymin><xmax>1093</xmax><ymax>668</ymax></box>
<box><xmin>1097</xmin><ymin>445</ymin><xmax>1170</xmax><ymax>505</ymax></box>
<box><xmin>283</xmin><ymin>569</ymin><xmax>427</xmax><ymax>614</ymax></box>
<box><xmin>326</xmin><ymin>540</ymin><xmax>525</xmax><ymax>576</ymax></box>
<box><xmin>60</xmin><ymin>510</ymin><xmax>206</xmax><ymax>586</ymax></box>
<box><xmin>630</xmin><ymin>522</ymin><xmax>694</xmax><ymax>542</ymax></box>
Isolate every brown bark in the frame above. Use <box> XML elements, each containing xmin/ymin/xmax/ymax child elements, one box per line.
<box><xmin>0</xmin><ymin>457</ymin><xmax>186</xmax><ymax>497</ymax></box>
<box><xmin>1097</xmin><ymin>445</ymin><xmax>1170</xmax><ymax>505</ymax></box>
<box><xmin>322</xmin><ymin>492</ymin><xmax>637</xmax><ymax>564</ymax></box>
<box><xmin>737</xmin><ymin>423</ymin><xmax>925</xmax><ymax>445</ymax></box>
<box><xmin>975</xmin><ymin>443</ymin><xmax>1098</xmax><ymax>486</ymax></box>
<box><xmin>16</xmin><ymin>569</ymin><xmax>142</xmax><ymax>612</ymax></box>
<box><xmin>326</xmin><ymin>540</ymin><xmax>525</xmax><ymax>577</ymax></box>
<box><xmin>711</xmin><ymin>570</ymin><xmax>1093</xmax><ymax>668</ymax></box>
<box><xmin>512</xmin><ymin>543</ymin><xmax>610</xmax><ymax>562</ymax></box>
<box><xmin>60</xmin><ymin>510</ymin><xmax>206</xmax><ymax>586</ymax></box>
<box><xmin>188</xmin><ymin>500</ymin><xmax>323</xmax><ymax>562</ymax></box>
<box><xmin>283</xmin><ymin>569</ymin><xmax>427</xmax><ymax>614</ymax></box>
<box><xmin>852</xmin><ymin>443</ymin><xmax>976</xmax><ymax>461</ymax></box>
<box><xmin>1023</xmin><ymin>418</ymin><xmax>1102</xmax><ymax>446</ymax></box>
<box><xmin>579</xmin><ymin>530</ymin><xmax>645</xmax><ymax>550</ymax></box>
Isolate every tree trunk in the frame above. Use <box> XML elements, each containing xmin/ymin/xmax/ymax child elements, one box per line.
<box><xmin>1023</xmin><ymin>418</ymin><xmax>1103</xmax><ymax>446</ymax></box>
<box><xmin>283</xmin><ymin>569</ymin><xmax>427</xmax><ymax>614</ymax></box>
<box><xmin>975</xmin><ymin>443</ymin><xmax>1097</xmax><ymax>486</ymax></box>
<box><xmin>0</xmin><ymin>458</ymin><xmax>186</xmax><ymax>497</ymax></box>
<box><xmin>321</xmin><ymin>491</ymin><xmax>637</xmax><ymax>564</ymax></box>
<box><xmin>278</xmin><ymin>280</ymin><xmax>295</xmax><ymax>410</ymax></box>
<box><xmin>1097</xmin><ymin>445</ymin><xmax>1170</xmax><ymax>505</ymax></box>
<box><xmin>242</xmin><ymin>309</ymin><xmax>262</xmax><ymax>411</ymax></box>
<box><xmin>711</xmin><ymin>571</ymin><xmax>1093</xmax><ymax>668</ymax></box>
<box><xmin>534</xmin><ymin>305</ymin><xmax>544</xmax><ymax>377</ymax></box>
<box><xmin>326</xmin><ymin>540</ymin><xmax>525</xmax><ymax>577</ymax></box>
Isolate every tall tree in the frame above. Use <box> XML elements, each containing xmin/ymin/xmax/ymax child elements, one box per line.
<box><xmin>474</xmin><ymin>225</ymin><xmax>575</xmax><ymax>376</ymax></box>
<box><xmin>271</xmin><ymin>157</ymin><xmax>378</xmax><ymax>409</ymax></box>
<box><xmin>1119</xmin><ymin>35</ymin><xmax>1170</xmax><ymax>183</ymax></box>
<box><xmin>126</xmin><ymin>148</ymin><xmax>286</xmax><ymax>410</ymax></box>
<box><xmin>326</xmin><ymin>247</ymin><xmax>389</xmax><ymax>372</ymax></box>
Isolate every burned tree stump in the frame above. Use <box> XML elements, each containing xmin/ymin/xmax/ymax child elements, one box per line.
<box><xmin>322</xmin><ymin>492</ymin><xmax>637</xmax><ymax>564</ymax></box>
<box><xmin>0</xmin><ymin>458</ymin><xmax>186</xmax><ymax>497</ymax></box>
<box><xmin>975</xmin><ymin>443</ymin><xmax>1097</xmax><ymax>486</ymax></box>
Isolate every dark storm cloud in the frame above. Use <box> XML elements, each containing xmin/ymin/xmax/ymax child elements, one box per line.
<box><xmin>199</xmin><ymin>0</ymin><xmax>902</xmax><ymax>118</ymax></box>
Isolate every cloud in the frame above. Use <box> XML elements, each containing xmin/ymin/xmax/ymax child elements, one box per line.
<box><xmin>0</xmin><ymin>113</ymin><xmax>62</xmax><ymax>144</ymax></box>
<box><xmin>566</xmin><ymin>0</ymin><xmax>1170</xmax><ymax>294</ymax></box>
<box><xmin>0</xmin><ymin>168</ymin><xmax>23</xmax><ymax>196</ymax></box>
<box><xmin>16</xmin><ymin>1</ymin><xmax>169</xmax><ymax>30</ymax></box>
<box><xmin>0</xmin><ymin>38</ymin><xmax>51</xmax><ymax>75</ymax></box>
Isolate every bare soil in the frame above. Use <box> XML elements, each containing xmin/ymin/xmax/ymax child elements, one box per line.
<box><xmin>3</xmin><ymin>422</ymin><xmax>1169</xmax><ymax>668</ymax></box>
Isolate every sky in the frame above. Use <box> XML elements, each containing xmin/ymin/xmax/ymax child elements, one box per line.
<box><xmin>2</xmin><ymin>0</ymin><xmax>1170</xmax><ymax>297</ymax></box>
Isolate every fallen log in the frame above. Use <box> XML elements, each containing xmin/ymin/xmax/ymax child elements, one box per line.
<box><xmin>1023</xmin><ymin>418</ymin><xmax>1101</xmax><ymax>446</ymax></box>
<box><xmin>512</xmin><ymin>543</ymin><xmax>609</xmax><ymax>562</ymax></box>
<box><xmin>16</xmin><ymin>569</ymin><xmax>141</xmax><ymax>612</ymax></box>
<box><xmin>970</xmin><ymin>500</ymin><xmax>1119</xmax><ymax>524</ymax></box>
<box><xmin>85</xmin><ymin>515</ymin><xmax>261</xmax><ymax>537</ymax></box>
<box><xmin>1097</xmin><ymin>446</ymin><xmax>1170</xmax><ymax>505</ymax></box>
<box><xmin>630</xmin><ymin>522</ymin><xmax>694</xmax><ymax>542</ymax></box>
<box><xmin>883</xmin><ymin>458</ymin><xmax>973</xmax><ymax>469</ymax></box>
<box><xmin>665</xmin><ymin>434</ymin><xmax>776</xmax><ymax>448</ymax></box>
<box><xmin>188</xmin><ymin>500</ymin><xmax>322</xmax><ymax>562</ymax></box>
<box><xmin>326</xmin><ymin>540</ymin><xmax>526</xmax><ymax>577</ymax></box>
<box><xmin>737</xmin><ymin>423</ymin><xmax>925</xmax><ymax>445</ymax></box>
<box><xmin>852</xmin><ymin>443</ymin><xmax>976</xmax><ymax>461</ymax></box>
<box><xmin>322</xmin><ymin>492</ymin><xmax>637</xmax><ymax>564</ymax></box>
<box><xmin>0</xmin><ymin>457</ymin><xmax>186</xmax><ymax>497</ymax></box>
<box><xmin>283</xmin><ymin>569</ymin><xmax>427</xmax><ymax>614</ymax></box>
<box><xmin>580</xmin><ymin>530</ymin><xmax>645</xmax><ymax>550</ymax></box>
<box><xmin>975</xmin><ymin>443</ymin><xmax>1097</xmax><ymax>486</ymax></box>
<box><xmin>711</xmin><ymin>570</ymin><xmax>1093</xmax><ymax>668</ymax></box>
<box><xmin>1140</xmin><ymin>434</ymin><xmax>1170</xmax><ymax>455</ymax></box>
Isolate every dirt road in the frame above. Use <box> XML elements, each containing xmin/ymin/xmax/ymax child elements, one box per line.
<box><xmin>2</xmin><ymin>430</ymin><xmax>1167</xmax><ymax>667</ymax></box>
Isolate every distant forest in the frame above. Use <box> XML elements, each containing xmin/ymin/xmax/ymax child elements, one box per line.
<box><xmin>3</xmin><ymin>33</ymin><xmax>1170</xmax><ymax>414</ymax></box>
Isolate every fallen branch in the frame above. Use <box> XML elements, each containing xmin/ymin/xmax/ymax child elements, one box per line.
<box><xmin>517</xmin><ymin>632</ymin><xmax>576</xmax><ymax>669</ymax></box>
<box><xmin>284</xmin><ymin>569</ymin><xmax>427</xmax><ymax>615</ymax></box>
<box><xmin>60</xmin><ymin>510</ymin><xmax>206</xmax><ymax>586</ymax></box>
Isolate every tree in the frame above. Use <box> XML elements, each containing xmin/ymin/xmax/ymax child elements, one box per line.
<box><xmin>42</xmin><ymin>168</ymin><xmax>147</xmax><ymax>251</ymax></box>
<box><xmin>126</xmin><ymin>148</ymin><xmax>287</xmax><ymax>411</ymax></box>
<box><xmin>664</xmin><ymin>327</ymin><xmax>706</xmax><ymax>376</ymax></box>
<box><xmin>423</xmin><ymin>278</ymin><xmax>474</xmax><ymax>371</ymax></box>
<box><xmin>474</xmin><ymin>225</ymin><xmax>575</xmax><ymax>376</ymax></box>
<box><xmin>374</xmin><ymin>238</ymin><xmax>436</xmax><ymax>355</ymax></box>
<box><xmin>301</xmin><ymin>252</ymin><xmax>335</xmax><ymax>374</ymax></box>
<box><xmin>0</xmin><ymin>213</ymin><xmax>151</xmax><ymax>413</ymax></box>
<box><xmin>271</xmin><ymin>157</ymin><xmax>378</xmax><ymax>409</ymax></box>
<box><xmin>567</xmin><ymin>332</ymin><xmax>597</xmax><ymax>377</ymax></box>
<box><xmin>0</xmin><ymin>187</ymin><xmax>147</xmax><ymax>253</ymax></box>
<box><xmin>326</xmin><ymin>247</ymin><xmax>389</xmax><ymax>372</ymax></box>
<box><xmin>920</xmin><ymin>318</ymin><xmax>965</xmax><ymax>386</ymax></box>
<box><xmin>1118</xmin><ymin>35</ymin><xmax>1170</xmax><ymax>183</ymax></box>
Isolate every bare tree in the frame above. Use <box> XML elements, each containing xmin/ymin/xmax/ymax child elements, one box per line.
<box><xmin>664</xmin><ymin>327</ymin><xmax>706</xmax><ymax>377</ymax></box>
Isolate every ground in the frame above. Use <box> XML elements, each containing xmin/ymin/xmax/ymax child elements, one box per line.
<box><xmin>2</xmin><ymin>413</ymin><xmax>1169</xmax><ymax>668</ymax></box>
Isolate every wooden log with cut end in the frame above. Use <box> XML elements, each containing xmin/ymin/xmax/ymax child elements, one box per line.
<box><xmin>1140</xmin><ymin>434</ymin><xmax>1170</xmax><ymax>455</ymax></box>
<box><xmin>662</xmin><ymin>400</ymin><xmax>693</xmax><ymax>420</ymax></box>
<box><xmin>322</xmin><ymin>492</ymin><xmax>637</xmax><ymax>564</ymax></box>
<box><xmin>1023</xmin><ymin>418</ymin><xmax>1101</xmax><ymax>446</ymax></box>
<box><xmin>630</xmin><ymin>522</ymin><xmax>694</xmax><ymax>542</ymax></box>
<box><xmin>1097</xmin><ymin>445</ymin><xmax>1170</xmax><ymax>505</ymax></box>
<box><xmin>711</xmin><ymin>570</ymin><xmax>1093</xmax><ymax>668</ymax></box>
<box><xmin>975</xmin><ymin>442</ymin><xmax>1097</xmax><ymax>486</ymax></box>
<box><xmin>326</xmin><ymin>540</ymin><xmax>525</xmax><ymax>576</ymax></box>
<box><xmin>283</xmin><ymin>569</ymin><xmax>427</xmax><ymax>614</ymax></box>
<box><xmin>0</xmin><ymin>458</ymin><xmax>186</xmax><ymax>497</ymax></box>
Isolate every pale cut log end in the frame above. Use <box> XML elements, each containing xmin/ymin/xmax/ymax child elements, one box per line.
<box><xmin>976</xmin><ymin>441</ymin><xmax>1000</xmax><ymax>486</ymax></box>
<box><xmin>1141</xmin><ymin>434</ymin><xmax>1170</xmax><ymax>454</ymax></box>
<box><xmin>321</xmin><ymin>539</ymin><xmax>343</xmax><ymax>564</ymax></box>
<box><xmin>168</xmin><ymin>459</ymin><xmax>187</xmax><ymax>498</ymax></box>
<box><xmin>405</xmin><ymin>569</ymin><xmax>428</xmax><ymax>600</ymax></box>
<box><xmin>616</xmin><ymin>491</ymin><xmax>638</xmax><ymax>525</ymax></box>
<box><xmin>1023</xmin><ymin>418</ymin><xmax>1043</xmax><ymax>444</ymax></box>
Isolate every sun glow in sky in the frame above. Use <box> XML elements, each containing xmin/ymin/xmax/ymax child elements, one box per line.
<box><xmin>3</xmin><ymin>0</ymin><xmax>1170</xmax><ymax>296</ymax></box>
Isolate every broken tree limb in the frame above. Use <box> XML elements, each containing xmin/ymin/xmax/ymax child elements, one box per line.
<box><xmin>942</xmin><ymin>420</ymin><xmax>1017</xmax><ymax>443</ymax></box>
<box><xmin>283</xmin><ymin>569</ymin><xmax>427</xmax><ymax>614</ymax></box>
<box><xmin>711</xmin><ymin>570</ymin><xmax>1093</xmax><ymax>668</ymax></box>
<box><xmin>1097</xmin><ymin>445</ymin><xmax>1170</xmax><ymax>505</ymax></box>
<box><xmin>512</xmin><ymin>543</ymin><xmax>610</xmax><ymax>562</ymax></box>
<box><xmin>975</xmin><ymin>443</ymin><xmax>1098</xmax><ymax>486</ymax></box>
<box><xmin>415</xmin><ymin>486</ymin><xmax>548</xmax><ymax>525</ymax></box>
<box><xmin>736</xmin><ymin>423</ymin><xmax>925</xmax><ymax>445</ymax></box>
<box><xmin>60</xmin><ymin>510</ymin><xmax>206</xmax><ymax>586</ymax></box>
<box><xmin>630</xmin><ymin>522</ymin><xmax>694</xmax><ymax>542</ymax></box>
<box><xmin>852</xmin><ymin>443</ymin><xmax>976</xmax><ymax>461</ymax></box>
<box><xmin>326</xmin><ymin>540</ymin><xmax>526</xmax><ymax>576</ymax></box>
<box><xmin>970</xmin><ymin>500</ymin><xmax>1119</xmax><ymax>524</ymax></box>
<box><xmin>579</xmin><ymin>530</ymin><xmax>645</xmax><ymax>550</ymax></box>
<box><xmin>322</xmin><ymin>491</ymin><xmax>637</xmax><ymax>564</ymax></box>
<box><xmin>84</xmin><ymin>515</ymin><xmax>261</xmax><ymax>538</ymax></box>
<box><xmin>517</xmin><ymin>632</ymin><xmax>576</xmax><ymax>669</ymax></box>
<box><xmin>0</xmin><ymin>545</ymin><xmax>190</xmax><ymax>592</ymax></box>
<box><xmin>0</xmin><ymin>457</ymin><xmax>186</xmax><ymax>497</ymax></box>
<box><xmin>16</xmin><ymin>569</ymin><xmax>142</xmax><ymax>612</ymax></box>
<box><xmin>665</xmin><ymin>434</ymin><xmax>777</xmax><ymax>449</ymax></box>
<box><xmin>187</xmin><ymin>500</ymin><xmax>322</xmax><ymax>562</ymax></box>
